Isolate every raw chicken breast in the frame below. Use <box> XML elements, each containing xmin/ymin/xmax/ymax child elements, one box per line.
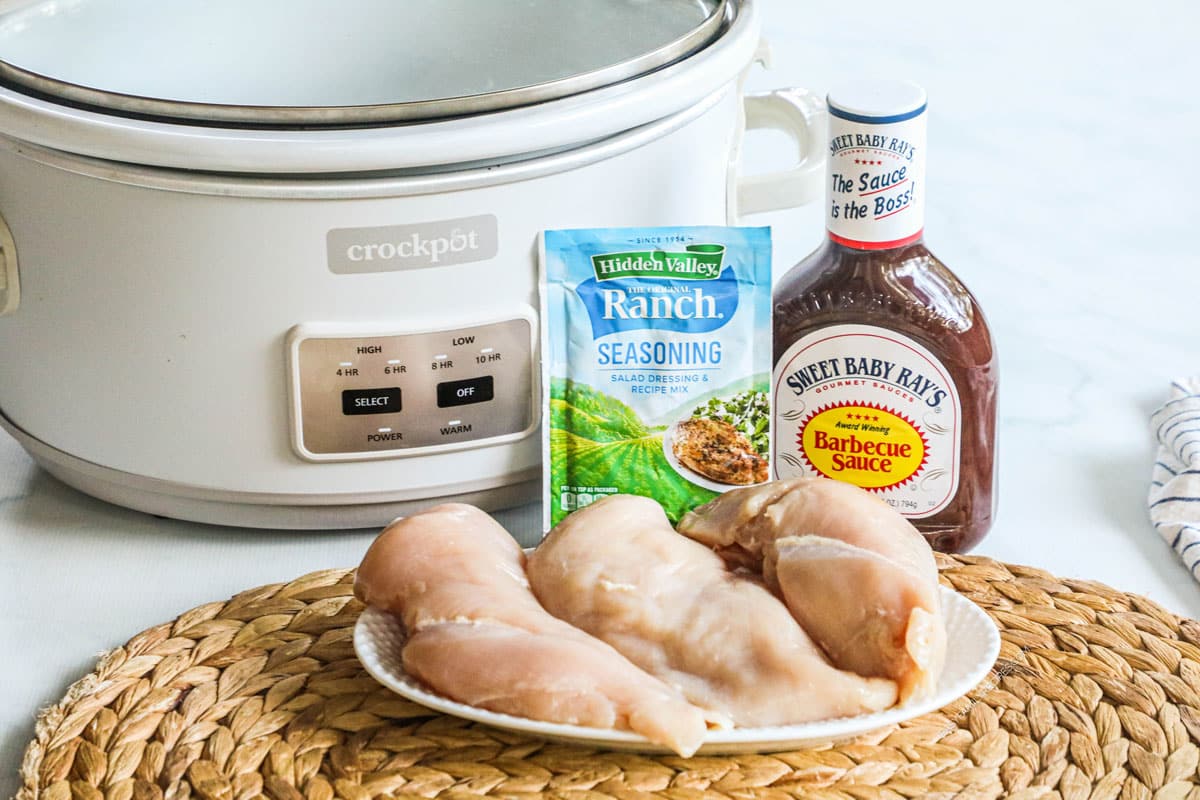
<box><xmin>354</xmin><ymin>503</ymin><xmax>707</xmax><ymax>756</ymax></box>
<box><xmin>677</xmin><ymin>478</ymin><xmax>946</xmax><ymax>702</ymax></box>
<box><xmin>772</xmin><ymin>535</ymin><xmax>943</xmax><ymax>699</ymax></box>
<box><xmin>355</xmin><ymin>502</ymin><xmax>542</xmax><ymax>633</ymax></box>
<box><xmin>402</xmin><ymin>624</ymin><xmax>708</xmax><ymax>750</ymax></box>
<box><xmin>527</xmin><ymin>494</ymin><xmax>898</xmax><ymax>726</ymax></box>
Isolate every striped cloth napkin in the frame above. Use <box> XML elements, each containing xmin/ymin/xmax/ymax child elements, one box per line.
<box><xmin>1150</xmin><ymin>377</ymin><xmax>1200</xmax><ymax>578</ymax></box>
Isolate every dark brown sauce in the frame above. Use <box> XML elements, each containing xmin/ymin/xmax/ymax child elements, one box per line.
<box><xmin>774</xmin><ymin>238</ymin><xmax>997</xmax><ymax>553</ymax></box>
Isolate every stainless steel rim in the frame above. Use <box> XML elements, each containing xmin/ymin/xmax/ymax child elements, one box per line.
<box><xmin>0</xmin><ymin>83</ymin><xmax>733</xmax><ymax>198</ymax></box>
<box><xmin>0</xmin><ymin>0</ymin><xmax>730</xmax><ymax>128</ymax></box>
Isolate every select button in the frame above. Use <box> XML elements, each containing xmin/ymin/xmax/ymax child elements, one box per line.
<box><xmin>437</xmin><ymin>376</ymin><xmax>494</xmax><ymax>408</ymax></box>
<box><xmin>342</xmin><ymin>387</ymin><xmax>401</xmax><ymax>415</ymax></box>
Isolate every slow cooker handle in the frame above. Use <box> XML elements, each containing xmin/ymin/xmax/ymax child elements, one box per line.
<box><xmin>737</xmin><ymin>88</ymin><xmax>827</xmax><ymax>216</ymax></box>
<box><xmin>0</xmin><ymin>212</ymin><xmax>17</xmax><ymax>316</ymax></box>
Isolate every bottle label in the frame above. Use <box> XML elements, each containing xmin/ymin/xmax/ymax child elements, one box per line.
<box><xmin>773</xmin><ymin>324</ymin><xmax>961</xmax><ymax>518</ymax></box>
<box><xmin>826</xmin><ymin>107</ymin><xmax>926</xmax><ymax>249</ymax></box>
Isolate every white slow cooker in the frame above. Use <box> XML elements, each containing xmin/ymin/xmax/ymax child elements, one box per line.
<box><xmin>0</xmin><ymin>0</ymin><xmax>823</xmax><ymax>528</ymax></box>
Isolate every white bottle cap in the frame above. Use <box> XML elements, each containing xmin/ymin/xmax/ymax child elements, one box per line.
<box><xmin>827</xmin><ymin>80</ymin><xmax>927</xmax><ymax>123</ymax></box>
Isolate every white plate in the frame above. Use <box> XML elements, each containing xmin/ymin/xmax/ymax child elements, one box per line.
<box><xmin>354</xmin><ymin>586</ymin><xmax>1000</xmax><ymax>754</ymax></box>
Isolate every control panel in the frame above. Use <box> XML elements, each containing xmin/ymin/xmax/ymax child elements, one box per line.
<box><xmin>287</xmin><ymin>316</ymin><xmax>536</xmax><ymax>461</ymax></box>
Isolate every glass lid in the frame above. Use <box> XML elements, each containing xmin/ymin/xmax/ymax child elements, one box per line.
<box><xmin>0</xmin><ymin>0</ymin><xmax>727</xmax><ymax>126</ymax></box>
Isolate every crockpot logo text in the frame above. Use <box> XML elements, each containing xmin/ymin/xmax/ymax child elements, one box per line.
<box><xmin>345</xmin><ymin>229</ymin><xmax>481</xmax><ymax>265</ymax></box>
<box><xmin>326</xmin><ymin>214</ymin><xmax>499</xmax><ymax>274</ymax></box>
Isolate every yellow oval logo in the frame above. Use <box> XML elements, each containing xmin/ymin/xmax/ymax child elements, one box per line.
<box><xmin>799</xmin><ymin>403</ymin><xmax>928</xmax><ymax>490</ymax></box>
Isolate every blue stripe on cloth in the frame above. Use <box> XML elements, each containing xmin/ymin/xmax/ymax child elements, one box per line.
<box><xmin>1167</xmin><ymin>525</ymin><xmax>1200</xmax><ymax>550</ymax></box>
<box><xmin>1156</xmin><ymin>394</ymin><xmax>1200</xmax><ymax>413</ymax></box>
<box><xmin>1154</xmin><ymin>398</ymin><xmax>1200</xmax><ymax>422</ymax></box>
<box><xmin>1155</xmin><ymin>404</ymin><xmax>1199</xmax><ymax>424</ymax></box>
<box><xmin>1159</xmin><ymin>412</ymin><xmax>1200</xmax><ymax>442</ymax></box>
<box><xmin>1172</xmin><ymin>427</ymin><xmax>1200</xmax><ymax>445</ymax></box>
<box><xmin>1152</xmin><ymin>496</ymin><xmax>1200</xmax><ymax>507</ymax></box>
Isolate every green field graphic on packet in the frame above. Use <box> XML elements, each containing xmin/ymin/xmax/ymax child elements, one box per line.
<box><xmin>541</xmin><ymin>226</ymin><xmax>773</xmax><ymax>528</ymax></box>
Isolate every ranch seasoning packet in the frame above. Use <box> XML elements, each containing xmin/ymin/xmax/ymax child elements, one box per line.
<box><xmin>540</xmin><ymin>226</ymin><xmax>772</xmax><ymax>529</ymax></box>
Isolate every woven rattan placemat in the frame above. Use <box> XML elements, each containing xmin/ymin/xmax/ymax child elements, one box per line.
<box><xmin>15</xmin><ymin>555</ymin><xmax>1200</xmax><ymax>800</ymax></box>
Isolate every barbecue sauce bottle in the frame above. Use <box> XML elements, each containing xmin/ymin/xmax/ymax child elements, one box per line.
<box><xmin>772</xmin><ymin>80</ymin><xmax>997</xmax><ymax>553</ymax></box>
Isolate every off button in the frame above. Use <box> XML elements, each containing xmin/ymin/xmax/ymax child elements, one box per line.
<box><xmin>437</xmin><ymin>376</ymin><xmax>494</xmax><ymax>408</ymax></box>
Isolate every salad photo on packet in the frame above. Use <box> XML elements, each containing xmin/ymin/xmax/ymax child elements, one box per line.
<box><xmin>541</xmin><ymin>226</ymin><xmax>773</xmax><ymax>527</ymax></box>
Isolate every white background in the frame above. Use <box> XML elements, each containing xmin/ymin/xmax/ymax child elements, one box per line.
<box><xmin>2</xmin><ymin>1</ymin><xmax>1200</xmax><ymax>795</ymax></box>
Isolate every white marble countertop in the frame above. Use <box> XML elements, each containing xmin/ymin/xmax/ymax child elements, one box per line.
<box><xmin>3</xmin><ymin>1</ymin><xmax>1199</xmax><ymax>796</ymax></box>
